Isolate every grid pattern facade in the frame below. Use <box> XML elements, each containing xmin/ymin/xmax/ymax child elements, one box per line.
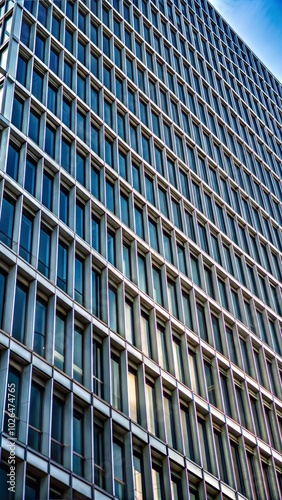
<box><xmin>0</xmin><ymin>0</ymin><xmax>281</xmax><ymax>498</ymax></box>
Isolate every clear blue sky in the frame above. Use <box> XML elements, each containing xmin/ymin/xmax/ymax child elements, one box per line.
<box><xmin>208</xmin><ymin>0</ymin><xmax>282</xmax><ymax>83</ymax></box>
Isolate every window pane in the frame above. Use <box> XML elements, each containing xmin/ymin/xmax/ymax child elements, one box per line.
<box><xmin>12</xmin><ymin>282</ymin><xmax>27</xmax><ymax>343</ymax></box>
<box><xmin>0</xmin><ymin>195</ymin><xmax>15</xmax><ymax>247</ymax></box>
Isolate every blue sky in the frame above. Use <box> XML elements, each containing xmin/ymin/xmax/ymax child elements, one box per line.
<box><xmin>208</xmin><ymin>0</ymin><xmax>282</xmax><ymax>83</ymax></box>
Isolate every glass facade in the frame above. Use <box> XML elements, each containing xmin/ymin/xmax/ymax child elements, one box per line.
<box><xmin>0</xmin><ymin>0</ymin><xmax>281</xmax><ymax>498</ymax></box>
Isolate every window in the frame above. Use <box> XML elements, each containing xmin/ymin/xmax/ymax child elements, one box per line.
<box><xmin>152</xmin><ymin>463</ymin><xmax>165</xmax><ymax>500</ymax></box>
<box><xmin>197</xmin><ymin>303</ymin><xmax>208</xmax><ymax>342</ymax></box>
<box><xmin>48</xmin><ymin>83</ymin><xmax>58</xmax><ymax>115</ymax></box>
<box><xmin>34</xmin><ymin>297</ymin><xmax>47</xmax><ymax>357</ymax></box>
<box><xmin>74</xmin><ymin>255</ymin><xmax>84</xmax><ymax>305</ymax></box>
<box><xmin>153</xmin><ymin>267</ymin><xmax>163</xmax><ymax>306</ymax></box>
<box><xmin>25</xmin><ymin>156</ymin><xmax>36</xmax><ymax>195</ymax></box>
<box><xmin>73</xmin><ymin>326</ymin><xmax>83</xmax><ymax>383</ymax></box>
<box><xmin>54</xmin><ymin>312</ymin><xmax>66</xmax><ymax>371</ymax></box>
<box><xmin>113</xmin><ymin>440</ymin><xmax>126</xmax><ymax>500</ymax></box>
<box><xmin>111</xmin><ymin>354</ymin><xmax>122</xmax><ymax>410</ymax></box>
<box><xmin>19</xmin><ymin>210</ymin><xmax>33</xmax><ymax>262</ymax></box>
<box><xmin>120</xmin><ymin>194</ymin><xmax>129</xmax><ymax>226</ymax></box>
<box><xmin>76</xmin><ymin>151</ymin><xmax>85</xmax><ymax>186</ymax></box>
<box><xmin>134</xmin><ymin>205</ymin><xmax>144</xmax><ymax>239</ymax></box>
<box><xmin>106</xmin><ymin>180</ymin><xmax>115</xmax><ymax>213</ymax></box>
<box><xmin>93</xmin><ymin>338</ymin><xmax>103</xmax><ymax>398</ymax></box>
<box><xmin>57</xmin><ymin>241</ymin><xmax>68</xmax><ymax>292</ymax></box>
<box><xmin>94</xmin><ymin>421</ymin><xmax>105</xmax><ymax>488</ymax></box>
<box><xmin>128</xmin><ymin>368</ymin><xmax>139</xmax><ymax>422</ymax></box>
<box><xmin>32</xmin><ymin>68</ymin><xmax>44</xmax><ymax>101</ymax></box>
<box><xmin>0</xmin><ymin>194</ymin><xmax>15</xmax><ymax>247</ymax></box>
<box><xmin>73</xmin><ymin>410</ymin><xmax>84</xmax><ymax>476</ymax></box>
<box><xmin>109</xmin><ymin>286</ymin><xmax>118</xmax><ymax>331</ymax></box>
<box><xmin>12</xmin><ymin>281</ymin><xmax>28</xmax><ymax>343</ymax></box>
<box><xmin>0</xmin><ymin>270</ymin><xmax>6</xmax><ymax>328</ymax></box>
<box><xmin>6</xmin><ymin>143</ymin><xmax>20</xmax><ymax>180</ymax></box>
<box><xmin>11</xmin><ymin>95</ymin><xmax>24</xmax><ymax>130</ymax></box>
<box><xmin>107</xmin><ymin>230</ymin><xmax>115</xmax><ymax>266</ymax></box>
<box><xmin>133</xmin><ymin>452</ymin><xmax>144</xmax><ymax>500</ymax></box>
<box><xmin>146</xmin><ymin>379</ymin><xmax>159</xmax><ymax>436</ymax></box>
<box><xmin>173</xmin><ymin>336</ymin><xmax>184</xmax><ymax>382</ymax></box>
<box><xmin>28</xmin><ymin>382</ymin><xmax>43</xmax><ymax>451</ymax></box>
<box><xmin>51</xmin><ymin>397</ymin><xmax>64</xmax><ymax>464</ymax></box>
<box><xmin>149</xmin><ymin>218</ymin><xmax>159</xmax><ymax>252</ymax></box>
<box><xmin>167</xmin><ymin>280</ymin><xmax>178</xmax><ymax>318</ymax></box>
<box><xmin>29</xmin><ymin>109</ymin><xmax>40</xmax><ymax>144</ymax></box>
<box><xmin>42</xmin><ymin>171</ymin><xmax>53</xmax><ymax>210</ymax></box>
<box><xmin>75</xmin><ymin>201</ymin><xmax>84</xmax><ymax>239</ymax></box>
<box><xmin>123</xmin><ymin>243</ymin><xmax>131</xmax><ymax>279</ymax></box>
<box><xmin>156</xmin><ymin>324</ymin><xmax>169</xmax><ymax>370</ymax></box>
<box><xmin>38</xmin><ymin>225</ymin><xmax>51</xmax><ymax>277</ymax></box>
<box><xmin>204</xmin><ymin>360</ymin><xmax>216</xmax><ymax>405</ymax></box>
<box><xmin>214</xmin><ymin>428</ymin><xmax>229</xmax><ymax>483</ymax></box>
<box><xmin>92</xmin><ymin>268</ymin><xmax>101</xmax><ymax>319</ymax></box>
<box><xmin>191</xmin><ymin>254</ymin><xmax>201</xmax><ymax>287</ymax></box>
<box><xmin>188</xmin><ymin>349</ymin><xmax>199</xmax><ymax>392</ymax></box>
<box><xmin>35</xmin><ymin>32</ymin><xmax>45</xmax><ymax>60</ymax></box>
<box><xmin>137</xmin><ymin>254</ymin><xmax>147</xmax><ymax>294</ymax></box>
<box><xmin>163</xmin><ymin>392</ymin><xmax>177</xmax><ymax>448</ymax></box>
<box><xmin>59</xmin><ymin>186</ymin><xmax>69</xmax><ymax>225</ymax></box>
<box><xmin>140</xmin><ymin>312</ymin><xmax>152</xmax><ymax>358</ymax></box>
<box><xmin>197</xmin><ymin>416</ymin><xmax>213</xmax><ymax>472</ymax></box>
<box><xmin>125</xmin><ymin>300</ymin><xmax>135</xmax><ymax>345</ymax></box>
<box><xmin>182</xmin><ymin>291</ymin><xmax>192</xmax><ymax>330</ymax></box>
<box><xmin>163</xmin><ymin>232</ymin><xmax>173</xmax><ymax>263</ymax></box>
<box><xmin>180</xmin><ymin>403</ymin><xmax>196</xmax><ymax>461</ymax></box>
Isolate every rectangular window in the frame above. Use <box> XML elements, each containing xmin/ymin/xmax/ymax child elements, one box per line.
<box><xmin>73</xmin><ymin>410</ymin><xmax>84</xmax><ymax>476</ymax></box>
<box><xmin>128</xmin><ymin>368</ymin><xmax>139</xmax><ymax>422</ymax></box>
<box><xmin>0</xmin><ymin>270</ymin><xmax>6</xmax><ymax>328</ymax></box>
<box><xmin>173</xmin><ymin>336</ymin><xmax>184</xmax><ymax>382</ymax></box>
<box><xmin>146</xmin><ymin>379</ymin><xmax>159</xmax><ymax>436</ymax></box>
<box><xmin>94</xmin><ymin>422</ymin><xmax>105</xmax><ymax>488</ymax></box>
<box><xmin>152</xmin><ymin>464</ymin><xmax>165</xmax><ymax>500</ymax></box>
<box><xmin>73</xmin><ymin>326</ymin><xmax>83</xmax><ymax>383</ymax></box>
<box><xmin>123</xmin><ymin>244</ymin><xmax>131</xmax><ymax>279</ymax></box>
<box><xmin>133</xmin><ymin>453</ymin><xmax>144</xmax><ymax>500</ymax></box>
<box><xmin>153</xmin><ymin>267</ymin><xmax>163</xmax><ymax>306</ymax></box>
<box><xmin>51</xmin><ymin>397</ymin><xmax>64</xmax><ymax>464</ymax></box>
<box><xmin>28</xmin><ymin>382</ymin><xmax>43</xmax><ymax>451</ymax></box>
<box><xmin>54</xmin><ymin>313</ymin><xmax>65</xmax><ymax>371</ymax></box>
<box><xmin>109</xmin><ymin>286</ymin><xmax>118</xmax><ymax>331</ymax></box>
<box><xmin>0</xmin><ymin>194</ymin><xmax>15</xmax><ymax>247</ymax></box>
<box><xmin>93</xmin><ymin>338</ymin><xmax>103</xmax><ymax>398</ymax></box>
<box><xmin>34</xmin><ymin>297</ymin><xmax>47</xmax><ymax>357</ymax></box>
<box><xmin>42</xmin><ymin>171</ymin><xmax>53</xmax><ymax>210</ymax></box>
<box><xmin>111</xmin><ymin>354</ymin><xmax>122</xmax><ymax>410</ymax></box>
<box><xmin>167</xmin><ymin>280</ymin><xmax>178</xmax><ymax>318</ymax></box>
<box><xmin>19</xmin><ymin>211</ymin><xmax>33</xmax><ymax>263</ymax></box>
<box><xmin>6</xmin><ymin>143</ymin><xmax>20</xmax><ymax>180</ymax></box>
<box><xmin>140</xmin><ymin>312</ymin><xmax>152</xmax><ymax>358</ymax></box>
<box><xmin>57</xmin><ymin>241</ymin><xmax>68</xmax><ymax>292</ymax></box>
<box><xmin>12</xmin><ymin>282</ymin><xmax>27</xmax><ymax>343</ymax></box>
<box><xmin>163</xmin><ymin>392</ymin><xmax>177</xmax><ymax>448</ymax></box>
<box><xmin>156</xmin><ymin>324</ymin><xmax>169</xmax><ymax>370</ymax></box>
<box><xmin>113</xmin><ymin>440</ymin><xmax>126</xmax><ymax>499</ymax></box>
<box><xmin>180</xmin><ymin>403</ymin><xmax>195</xmax><ymax>461</ymax></box>
<box><xmin>137</xmin><ymin>254</ymin><xmax>147</xmax><ymax>294</ymax></box>
<box><xmin>38</xmin><ymin>225</ymin><xmax>51</xmax><ymax>277</ymax></box>
<box><xmin>197</xmin><ymin>303</ymin><xmax>208</xmax><ymax>342</ymax></box>
<box><xmin>125</xmin><ymin>300</ymin><xmax>135</xmax><ymax>345</ymax></box>
<box><xmin>25</xmin><ymin>156</ymin><xmax>36</xmax><ymax>195</ymax></box>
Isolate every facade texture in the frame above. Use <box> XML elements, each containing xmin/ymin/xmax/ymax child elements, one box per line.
<box><xmin>0</xmin><ymin>0</ymin><xmax>281</xmax><ymax>498</ymax></box>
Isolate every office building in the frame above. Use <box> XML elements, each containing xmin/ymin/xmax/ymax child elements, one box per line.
<box><xmin>0</xmin><ymin>0</ymin><xmax>281</xmax><ymax>498</ymax></box>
